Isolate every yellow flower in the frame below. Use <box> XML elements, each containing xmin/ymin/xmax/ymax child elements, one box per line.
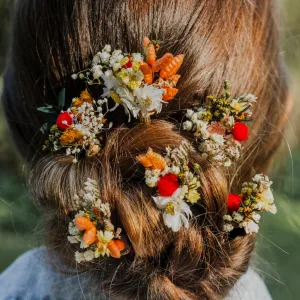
<box><xmin>120</xmin><ymin>57</ymin><xmax>129</xmax><ymax>66</ymax></box>
<box><xmin>236</xmin><ymin>112</ymin><xmax>245</xmax><ymax>121</ymax></box>
<box><xmin>95</xmin><ymin>230</ymin><xmax>114</xmax><ymax>257</ymax></box>
<box><xmin>110</xmin><ymin>90</ymin><xmax>121</xmax><ymax>104</ymax></box>
<box><xmin>80</xmin><ymin>89</ymin><xmax>93</xmax><ymax>103</ymax></box>
<box><xmin>132</xmin><ymin>61</ymin><xmax>141</xmax><ymax>72</ymax></box>
<box><xmin>165</xmin><ymin>202</ymin><xmax>175</xmax><ymax>215</ymax></box>
<box><xmin>127</xmin><ymin>80</ymin><xmax>141</xmax><ymax>90</ymax></box>
<box><xmin>72</xmin><ymin>97</ymin><xmax>83</xmax><ymax>107</ymax></box>
<box><xmin>186</xmin><ymin>189</ymin><xmax>201</xmax><ymax>204</ymax></box>
<box><xmin>60</xmin><ymin>128</ymin><xmax>83</xmax><ymax>145</ymax></box>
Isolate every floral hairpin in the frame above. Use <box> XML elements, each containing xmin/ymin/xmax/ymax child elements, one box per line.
<box><xmin>137</xmin><ymin>141</ymin><xmax>201</xmax><ymax>232</ymax></box>
<box><xmin>182</xmin><ymin>81</ymin><xmax>256</xmax><ymax>167</ymax></box>
<box><xmin>72</xmin><ymin>37</ymin><xmax>184</xmax><ymax>123</ymax></box>
<box><xmin>223</xmin><ymin>174</ymin><xmax>277</xmax><ymax>234</ymax></box>
<box><xmin>67</xmin><ymin>178</ymin><xmax>127</xmax><ymax>263</ymax></box>
<box><xmin>41</xmin><ymin>37</ymin><xmax>184</xmax><ymax>161</ymax></box>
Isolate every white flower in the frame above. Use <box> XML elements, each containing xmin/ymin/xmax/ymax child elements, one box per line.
<box><xmin>260</xmin><ymin>187</ymin><xmax>274</xmax><ymax>203</ymax></box>
<box><xmin>103</xmin><ymin>44</ymin><xmax>112</xmax><ymax>52</ymax></box>
<box><xmin>132</xmin><ymin>53</ymin><xmax>143</xmax><ymax>62</ymax></box>
<box><xmin>92</xmin><ymin>65</ymin><xmax>103</xmax><ymax>79</ymax></box>
<box><xmin>232</xmin><ymin>212</ymin><xmax>244</xmax><ymax>223</ymax></box>
<box><xmin>68</xmin><ymin>222</ymin><xmax>80</xmax><ymax>235</ymax></box>
<box><xmin>75</xmin><ymin>251</ymin><xmax>85</xmax><ymax>263</ymax></box>
<box><xmin>183</xmin><ymin>120</ymin><xmax>193</xmax><ymax>131</ymax></box>
<box><xmin>99</xmin><ymin>51</ymin><xmax>111</xmax><ymax>64</ymax></box>
<box><xmin>133</xmin><ymin>85</ymin><xmax>164</xmax><ymax>116</ymax></box>
<box><xmin>83</xmin><ymin>250</ymin><xmax>95</xmax><ymax>261</ymax></box>
<box><xmin>244</xmin><ymin>93</ymin><xmax>257</xmax><ymax>104</ymax></box>
<box><xmin>111</xmin><ymin>49</ymin><xmax>122</xmax><ymax>58</ymax></box>
<box><xmin>67</xmin><ymin>236</ymin><xmax>80</xmax><ymax>244</ymax></box>
<box><xmin>242</xmin><ymin>220</ymin><xmax>259</xmax><ymax>234</ymax></box>
<box><xmin>252</xmin><ymin>212</ymin><xmax>261</xmax><ymax>223</ymax></box>
<box><xmin>223</xmin><ymin>215</ymin><xmax>233</xmax><ymax>222</ymax></box>
<box><xmin>97</xmin><ymin>230</ymin><xmax>114</xmax><ymax>243</ymax></box>
<box><xmin>71</xmin><ymin>74</ymin><xmax>78</xmax><ymax>80</ymax></box>
<box><xmin>186</xmin><ymin>109</ymin><xmax>194</xmax><ymax>119</ymax></box>
<box><xmin>211</xmin><ymin>133</ymin><xmax>225</xmax><ymax>145</ymax></box>
<box><xmin>153</xmin><ymin>188</ymin><xmax>192</xmax><ymax>232</ymax></box>
<box><xmin>101</xmin><ymin>73</ymin><xmax>121</xmax><ymax>97</ymax></box>
<box><xmin>223</xmin><ymin>223</ymin><xmax>234</xmax><ymax>232</ymax></box>
<box><xmin>170</xmin><ymin>166</ymin><xmax>181</xmax><ymax>175</ymax></box>
<box><xmin>115</xmin><ymin>87</ymin><xmax>140</xmax><ymax>119</ymax></box>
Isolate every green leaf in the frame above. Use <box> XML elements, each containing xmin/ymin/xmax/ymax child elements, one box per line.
<box><xmin>58</xmin><ymin>88</ymin><xmax>66</xmax><ymax>110</ymax></box>
<box><xmin>39</xmin><ymin>123</ymin><xmax>49</xmax><ymax>134</ymax></box>
<box><xmin>36</xmin><ymin>105</ymin><xmax>57</xmax><ymax>114</ymax></box>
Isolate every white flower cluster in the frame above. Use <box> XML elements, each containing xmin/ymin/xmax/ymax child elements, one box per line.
<box><xmin>72</xmin><ymin>45</ymin><xmax>166</xmax><ymax>122</ymax></box>
<box><xmin>141</xmin><ymin>142</ymin><xmax>201</xmax><ymax>232</ymax></box>
<box><xmin>223</xmin><ymin>174</ymin><xmax>277</xmax><ymax>235</ymax></box>
<box><xmin>182</xmin><ymin>91</ymin><xmax>256</xmax><ymax>167</ymax></box>
<box><xmin>183</xmin><ymin>108</ymin><xmax>242</xmax><ymax>167</ymax></box>
<box><xmin>67</xmin><ymin>179</ymin><xmax>122</xmax><ymax>263</ymax></box>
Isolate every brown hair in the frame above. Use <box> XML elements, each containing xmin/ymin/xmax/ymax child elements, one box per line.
<box><xmin>3</xmin><ymin>0</ymin><xmax>288</xmax><ymax>299</ymax></box>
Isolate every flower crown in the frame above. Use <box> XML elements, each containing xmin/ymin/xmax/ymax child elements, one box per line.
<box><xmin>41</xmin><ymin>37</ymin><xmax>184</xmax><ymax>162</ymax></box>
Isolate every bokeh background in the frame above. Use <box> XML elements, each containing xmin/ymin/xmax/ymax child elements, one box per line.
<box><xmin>0</xmin><ymin>0</ymin><xmax>299</xmax><ymax>299</ymax></box>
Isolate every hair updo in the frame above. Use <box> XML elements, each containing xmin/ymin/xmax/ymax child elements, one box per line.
<box><xmin>2</xmin><ymin>0</ymin><xmax>288</xmax><ymax>299</ymax></box>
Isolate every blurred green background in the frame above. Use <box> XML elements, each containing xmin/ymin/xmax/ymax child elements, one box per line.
<box><xmin>0</xmin><ymin>0</ymin><xmax>300</xmax><ymax>299</ymax></box>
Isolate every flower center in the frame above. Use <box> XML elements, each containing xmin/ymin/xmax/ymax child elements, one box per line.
<box><xmin>140</xmin><ymin>96</ymin><xmax>152</xmax><ymax>106</ymax></box>
<box><xmin>165</xmin><ymin>202</ymin><xmax>175</xmax><ymax>215</ymax></box>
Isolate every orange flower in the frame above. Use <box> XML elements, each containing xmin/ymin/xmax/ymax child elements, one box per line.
<box><xmin>143</xmin><ymin>37</ymin><xmax>156</xmax><ymax>66</ymax></box>
<box><xmin>60</xmin><ymin>128</ymin><xmax>83</xmax><ymax>145</ymax></box>
<box><xmin>80</xmin><ymin>89</ymin><xmax>93</xmax><ymax>103</ymax></box>
<box><xmin>140</xmin><ymin>62</ymin><xmax>153</xmax><ymax>84</ymax></box>
<box><xmin>162</xmin><ymin>87</ymin><xmax>178</xmax><ymax>101</ymax></box>
<box><xmin>152</xmin><ymin>53</ymin><xmax>174</xmax><ymax>72</ymax></box>
<box><xmin>136</xmin><ymin>148</ymin><xmax>167</xmax><ymax>170</ymax></box>
<box><xmin>72</xmin><ymin>97</ymin><xmax>83</xmax><ymax>107</ymax></box>
<box><xmin>107</xmin><ymin>240</ymin><xmax>125</xmax><ymax>259</ymax></box>
<box><xmin>160</xmin><ymin>54</ymin><xmax>184</xmax><ymax>79</ymax></box>
<box><xmin>74</xmin><ymin>216</ymin><xmax>97</xmax><ymax>246</ymax></box>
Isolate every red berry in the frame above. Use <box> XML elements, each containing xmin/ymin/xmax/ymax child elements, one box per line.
<box><xmin>157</xmin><ymin>174</ymin><xmax>180</xmax><ymax>197</ymax></box>
<box><xmin>124</xmin><ymin>60</ymin><xmax>133</xmax><ymax>69</ymax></box>
<box><xmin>56</xmin><ymin>112</ymin><xmax>73</xmax><ymax>130</ymax></box>
<box><xmin>232</xmin><ymin>122</ymin><xmax>249</xmax><ymax>142</ymax></box>
<box><xmin>227</xmin><ymin>194</ymin><xmax>242</xmax><ymax>212</ymax></box>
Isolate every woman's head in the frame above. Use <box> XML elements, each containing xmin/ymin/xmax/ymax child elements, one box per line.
<box><xmin>3</xmin><ymin>0</ymin><xmax>288</xmax><ymax>299</ymax></box>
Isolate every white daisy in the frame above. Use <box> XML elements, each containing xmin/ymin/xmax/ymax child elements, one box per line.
<box><xmin>153</xmin><ymin>188</ymin><xmax>192</xmax><ymax>232</ymax></box>
<box><xmin>133</xmin><ymin>85</ymin><xmax>164</xmax><ymax>116</ymax></box>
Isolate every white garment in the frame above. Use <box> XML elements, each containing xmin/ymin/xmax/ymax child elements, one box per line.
<box><xmin>0</xmin><ymin>247</ymin><xmax>272</xmax><ymax>300</ymax></box>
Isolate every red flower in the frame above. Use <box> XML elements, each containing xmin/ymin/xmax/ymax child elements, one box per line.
<box><xmin>227</xmin><ymin>194</ymin><xmax>242</xmax><ymax>212</ymax></box>
<box><xmin>157</xmin><ymin>174</ymin><xmax>180</xmax><ymax>197</ymax></box>
<box><xmin>123</xmin><ymin>56</ymin><xmax>133</xmax><ymax>69</ymax></box>
<box><xmin>56</xmin><ymin>112</ymin><xmax>73</xmax><ymax>130</ymax></box>
<box><xmin>232</xmin><ymin>122</ymin><xmax>248</xmax><ymax>142</ymax></box>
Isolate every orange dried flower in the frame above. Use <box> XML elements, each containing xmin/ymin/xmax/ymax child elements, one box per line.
<box><xmin>136</xmin><ymin>148</ymin><xmax>167</xmax><ymax>170</ymax></box>
<box><xmin>80</xmin><ymin>89</ymin><xmax>93</xmax><ymax>103</ymax></box>
<box><xmin>60</xmin><ymin>128</ymin><xmax>83</xmax><ymax>145</ymax></box>
<box><xmin>162</xmin><ymin>87</ymin><xmax>178</xmax><ymax>101</ymax></box>
<box><xmin>160</xmin><ymin>54</ymin><xmax>184</xmax><ymax>79</ymax></box>
<box><xmin>72</xmin><ymin>97</ymin><xmax>83</xmax><ymax>107</ymax></box>
<box><xmin>143</xmin><ymin>37</ymin><xmax>156</xmax><ymax>66</ymax></box>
